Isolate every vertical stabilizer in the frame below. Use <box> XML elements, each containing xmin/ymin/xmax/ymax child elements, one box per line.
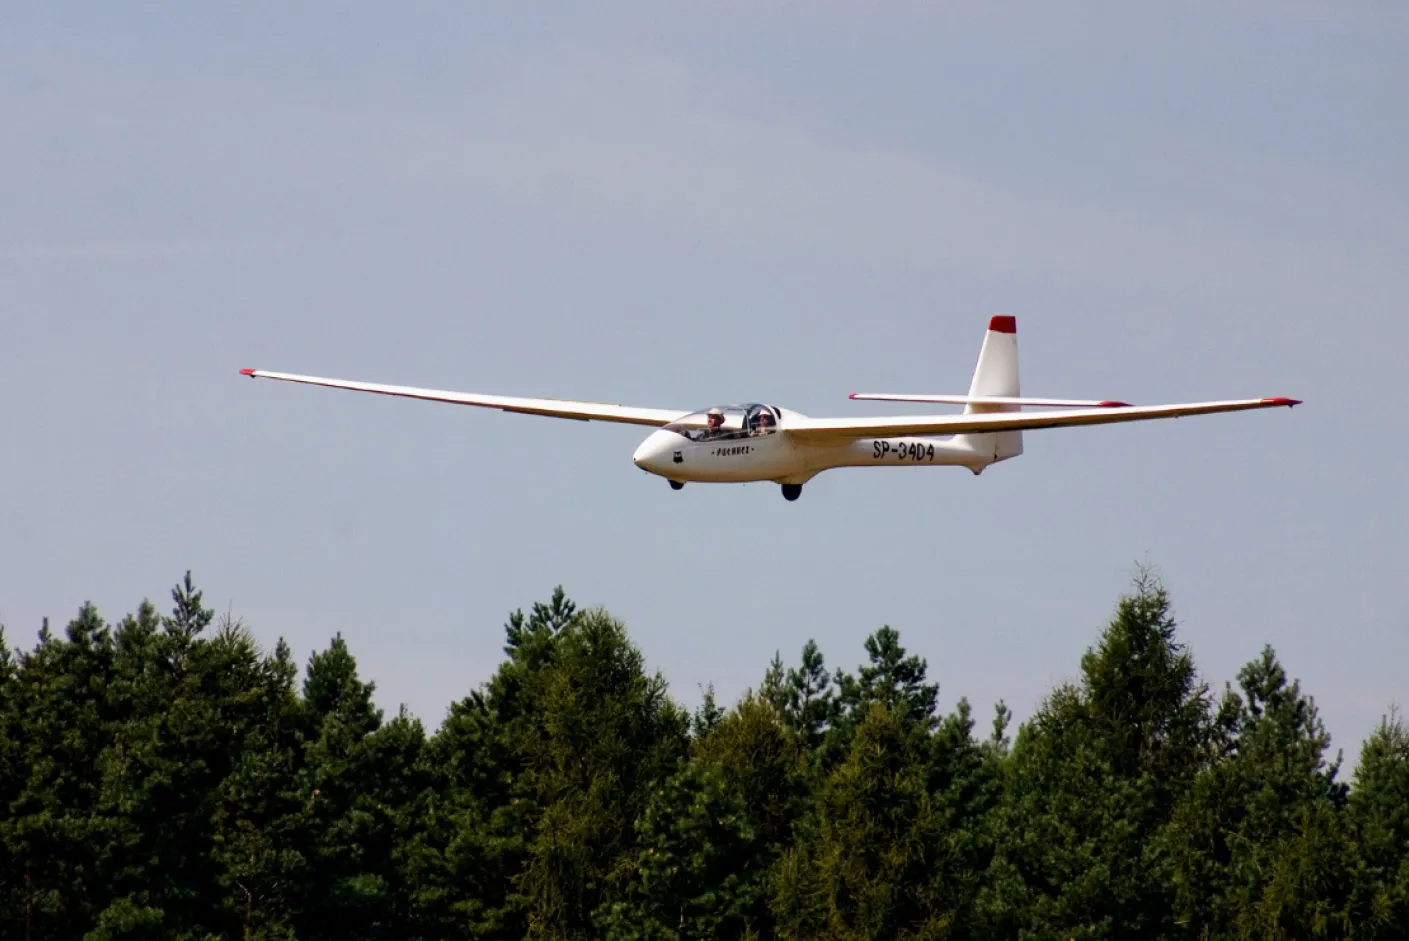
<box><xmin>961</xmin><ymin>315</ymin><xmax>1023</xmax><ymax>467</ymax></box>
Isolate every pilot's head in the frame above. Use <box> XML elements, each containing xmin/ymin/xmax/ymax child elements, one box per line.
<box><xmin>706</xmin><ymin>408</ymin><xmax>724</xmax><ymax>428</ymax></box>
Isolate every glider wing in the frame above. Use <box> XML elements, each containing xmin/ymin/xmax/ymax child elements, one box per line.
<box><xmin>239</xmin><ymin>369</ymin><xmax>687</xmax><ymax>426</ymax></box>
<box><xmin>787</xmin><ymin>397</ymin><xmax>1301</xmax><ymax>442</ymax></box>
<box><xmin>848</xmin><ymin>393</ymin><xmax>1132</xmax><ymax>408</ymax></box>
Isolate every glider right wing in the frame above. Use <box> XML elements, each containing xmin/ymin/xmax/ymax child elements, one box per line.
<box><xmin>239</xmin><ymin>369</ymin><xmax>688</xmax><ymax>426</ymax></box>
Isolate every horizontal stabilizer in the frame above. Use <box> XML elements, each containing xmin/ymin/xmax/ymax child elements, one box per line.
<box><xmin>849</xmin><ymin>393</ymin><xmax>1132</xmax><ymax>408</ymax></box>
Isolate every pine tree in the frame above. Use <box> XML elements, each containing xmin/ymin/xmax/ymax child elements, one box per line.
<box><xmin>409</xmin><ymin>588</ymin><xmax>584</xmax><ymax>939</ymax></box>
<box><xmin>1165</xmin><ymin>645</ymin><xmax>1383</xmax><ymax>939</ymax></box>
<box><xmin>1348</xmin><ymin>707</ymin><xmax>1409</xmax><ymax>937</ymax></box>
<box><xmin>783</xmin><ymin>640</ymin><xmax>838</xmax><ymax>754</ymax></box>
<box><xmin>290</xmin><ymin>633</ymin><xmax>427</xmax><ymax>940</ymax></box>
<box><xmin>978</xmin><ymin>571</ymin><xmax>1212</xmax><ymax>940</ymax></box>
<box><xmin>513</xmin><ymin>607</ymin><xmax>690</xmax><ymax>939</ymax></box>
<box><xmin>209</xmin><ymin>635</ymin><xmax>312</xmax><ymax>940</ymax></box>
<box><xmin>88</xmin><ymin>583</ymin><xmax>275</xmax><ymax>937</ymax></box>
<box><xmin>599</xmin><ymin>692</ymin><xmax>808</xmax><ymax>940</ymax></box>
<box><xmin>835</xmin><ymin>627</ymin><xmax>938</xmax><ymax>732</ymax></box>
<box><xmin>773</xmin><ymin>701</ymin><xmax>960</xmax><ymax>940</ymax></box>
<box><xmin>820</xmin><ymin>627</ymin><xmax>938</xmax><ymax>772</ymax></box>
<box><xmin>2</xmin><ymin>603</ymin><xmax>119</xmax><ymax>937</ymax></box>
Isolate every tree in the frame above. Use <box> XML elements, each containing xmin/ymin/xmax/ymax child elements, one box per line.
<box><xmin>88</xmin><ymin>586</ymin><xmax>300</xmax><ymax>939</ymax></box>
<box><xmin>819</xmin><ymin>627</ymin><xmax>938</xmax><ymax>773</ymax></box>
<box><xmin>1348</xmin><ymin>707</ymin><xmax>1409</xmax><ymax>937</ymax></box>
<box><xmin>290</xmin><ymin>633</ymin><xmax>429</xmax><ymax>941</ymax></box>
<box><xmin>1165</xmin><ymin>645</ymin><xmax>1384</xmax><ymax>939</ymax></box>
<box><xmin>209</xmin><ymin>634</ymin><xmax>309</xmax><ymax>941</ymax></box>
<box><xmin>836</xmin><ymin>627</ymin><xmax>938</xmax><ymax>733</ymax></box>
<box><xmin>770</xmin><ymin>640</ymin><xmax>837</xmax><ymax>756</ymax></box>
<box><xmin>513</xmin><ymin>607</ymin><xmax>690</xmax><ymax>939</ymax></box>
<box><xmin>599</xmin><ymin>693</ymin><xmax>808</xmax><ymax>940</ymax></box>
<box><xmin>978</xmin><ymin>571</ymin><xmax>1212</xmax><ymax>940</ymax></box>
<box><xmin>409</xmin><ymin>587</ymin><xmax>586</xmax><ymax>939</ymax></box>
<box><xmin>773</xmin><ymin>701</ymin><xmax>960</xmax><ymax>940</ymax></box>
<box><xmin>1</xmin><ymin>603</ymin><xmax>119</xmax><ymax>937</ymax></box>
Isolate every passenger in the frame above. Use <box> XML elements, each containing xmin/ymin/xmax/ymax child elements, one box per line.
<box><xmin>752</xmin><ymin>410</ymin><xmax>776</xmax><ymax>435</ymax></box>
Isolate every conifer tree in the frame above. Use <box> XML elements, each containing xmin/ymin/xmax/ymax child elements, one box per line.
<box><xmin>513</xmin><ymin>607</ymin><xmax>689</xmax><ymax>939</ymax></box>
<box><xmin>600</xmin><ymin>692</ymin><xmax>808</xmax><ymax>940</ymax></box>
<box><xmin>209</xmin><ymin>634</ymin><xmax>309</xmax><ymax>941</ymax></box>
<box><xmin>1349</xmin><ymin>707</ymin><xmax>1409</xmax><ymax>937</ymax></box>
<box><xmin>88</xmin><ymin>582</ymin><xmax>281</xmax><ymax>937</ymax></box>
<box><xmin>1166</xmin><ymin>645</ymin><xmax>1386</xmax><ymax>939</ymax></box>
<box><xmin>783</xmin><ymin>640</ymin><xmax>838</xmax><ymax>754</ymax></box>
<box><xmin>409</xmin><ymin>587</ymin><xmax>584</xmax><ymax>939</ymax></box>
<box><xmin>979</xmin><ymin>571</ymin><xmax>1211</xmax><ymax>940</ymax></box>
<box><xmin>820</xmin><ymin>627</ymin><xmax>938</xmax><ymax>772</ymax></box>
<box><xmin>290</xmin><ymin>633</ymin><xmax>428</xmax><ymax>940</ymax></box>
<box><xmin>774</xmin><ymin>701</ymin><xmax>960</xmax><ymax>940</ymax></box>
<box><xmin>2</xmin><ymin>603</ymin><xmax>118</xmax><ymax>937</ymax></box>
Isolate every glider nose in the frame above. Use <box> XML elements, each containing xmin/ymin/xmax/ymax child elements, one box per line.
<box><xmin>633</xmin><ymin>431</ymin><xmax>675</xmax><ymax>475</ymax></box>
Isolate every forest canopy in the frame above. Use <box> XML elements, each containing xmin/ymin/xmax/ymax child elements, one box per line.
<box><xmin>2</xmin><ymin>571</ymin><xmax>1406</xmax><ymax>940</ymax></box>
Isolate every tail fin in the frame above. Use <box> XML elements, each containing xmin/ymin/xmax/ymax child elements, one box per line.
<box><xmin>961</xmin><ymin>315</ymin><xmax>1023</xmax><ymax>467</ymax></box>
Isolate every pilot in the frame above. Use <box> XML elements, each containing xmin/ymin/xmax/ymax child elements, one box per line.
<box><xmin>706</xmin><ymin>407</ymin><xmax>725</xmax><ymax>436</ymax></box>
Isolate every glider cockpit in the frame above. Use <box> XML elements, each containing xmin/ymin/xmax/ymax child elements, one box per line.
<box><xmin>662</xmin><ymin>403</ymin><xmax>781</xmax><ymax>442</ymax></box>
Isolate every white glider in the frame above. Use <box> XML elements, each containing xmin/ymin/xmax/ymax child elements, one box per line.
<box><xmin>239</xmin><ymin>316</ymin><xmax>1299</xmax><ymax>501</ymax></box>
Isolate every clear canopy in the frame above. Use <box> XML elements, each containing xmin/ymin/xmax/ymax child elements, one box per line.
<box><xmin>663</xmin><ymin>403</ymin><xmax>780</xmax><ymax>442</ymax></box>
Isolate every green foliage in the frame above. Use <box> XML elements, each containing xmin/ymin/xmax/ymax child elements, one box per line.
<box><xmin>978</xmin><ymin>569</ymin><xmax>1219</xmax><ymax>940</ymax></box>
<box><xmin>1165</xmin><ymin>646</ymin><xmax>1391</xmax><ymax>940</ymax></box>
<box><xmin>776</xmin><ymin>699</ymin><xmax>967</xmax><ymax>940</ymax></box>
<box><xmin>598</xmin><ymin>693</ymin><xmax>808</xmax><ymax>940</ymax></box>
<box><xmin>1348</xmin><ymin>708</ymin><xmax>1409</xmax><ymax>936</ymax></box>
<box><xmin>0</xmin><ymin>570</ymin><xmax>1401</xmax><ymax>941</ymax></box>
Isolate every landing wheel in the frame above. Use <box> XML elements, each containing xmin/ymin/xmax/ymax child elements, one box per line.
<box><xmin>669</xmin><ymin>480</ymin><xmax>685</xmax><ymax>491</ymax></box>
<box><xmin>781</xmin><ymin>483</ymin><xmax>802</xmax><ymax>501</ymax></box>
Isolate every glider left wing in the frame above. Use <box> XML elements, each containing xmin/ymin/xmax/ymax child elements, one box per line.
<box><xmin>787</xmin><ymin>397</ymin><xmax>1301</xmax><ymax>442</ymax></box>
<box><xmin>239</xmin><ymin>369</ymin><xmax>687</xmax><ymax>426</ymax></box>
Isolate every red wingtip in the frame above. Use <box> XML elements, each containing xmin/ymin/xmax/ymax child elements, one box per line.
<box><xmin>988</xmin><ymin>315</ymin><xmax>1016</xmax><ymax>334</ymax></box>
<box><xmin>1261</xmin><ymin>396</ymin><xmax>1301</xmax><ymax>406</ymax></box>
<box><xmin>848</xmin><ymin>393</ymin><xmax>858</xmax><ymax>399</ymax></box>
<box><xmin>239</xmin><ymin>368</ymin><xmax>256</xmax><ymax>377</ymax></box>
<box><xmin>1097</xmin><ymin>400</ymin><xmax>1132</xmax><ymax>408</ymax></box>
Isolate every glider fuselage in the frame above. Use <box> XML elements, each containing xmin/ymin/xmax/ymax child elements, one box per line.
<box><xmin>630</xmin><ymin>404</ymin><xmax>991</xmax><ymax>487</ymax></box>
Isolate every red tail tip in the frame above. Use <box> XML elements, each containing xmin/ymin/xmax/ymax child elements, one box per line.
<box><xmin>239</xmin><ymin>368</ymin><xmax>256</xmax><ymax>377</ymax></box>
<box><xmin>988</xmin><ymin>315</ymin><xmax>1016</xmax><ymax>334</ymax></box>
<box><xmin>1097</xmin><ymin>400</ymin><xmax>1132</xmax><ymax>408</ymax></box>
<box><xmin>1262</xmin><ymin>396</ymin><xmax>1301</xmax><ymax>406</ymax></box>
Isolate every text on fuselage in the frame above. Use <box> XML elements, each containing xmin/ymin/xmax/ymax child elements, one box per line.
<box><xmin>873</xmin><ymin>440</ymin><xmax>936</xmax><ymax>462</ymax></box>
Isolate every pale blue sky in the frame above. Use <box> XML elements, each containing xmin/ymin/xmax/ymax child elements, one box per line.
<box><xmin>4</xmin><ymin>2</ymin><xmax>1406</xmax><ymax>769</ymax></box>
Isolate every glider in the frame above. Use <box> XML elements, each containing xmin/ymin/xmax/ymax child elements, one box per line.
<box><xmin>238</xmin><ymin>316</ymin><xmax>1299</xmax><ymax>501</ymax></box>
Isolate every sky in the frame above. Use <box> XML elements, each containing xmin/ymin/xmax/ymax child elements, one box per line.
<box><xmin>3</xmin><ymin>2</ymin><xmax>1407</xmax><ymax>771</ymax></box>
